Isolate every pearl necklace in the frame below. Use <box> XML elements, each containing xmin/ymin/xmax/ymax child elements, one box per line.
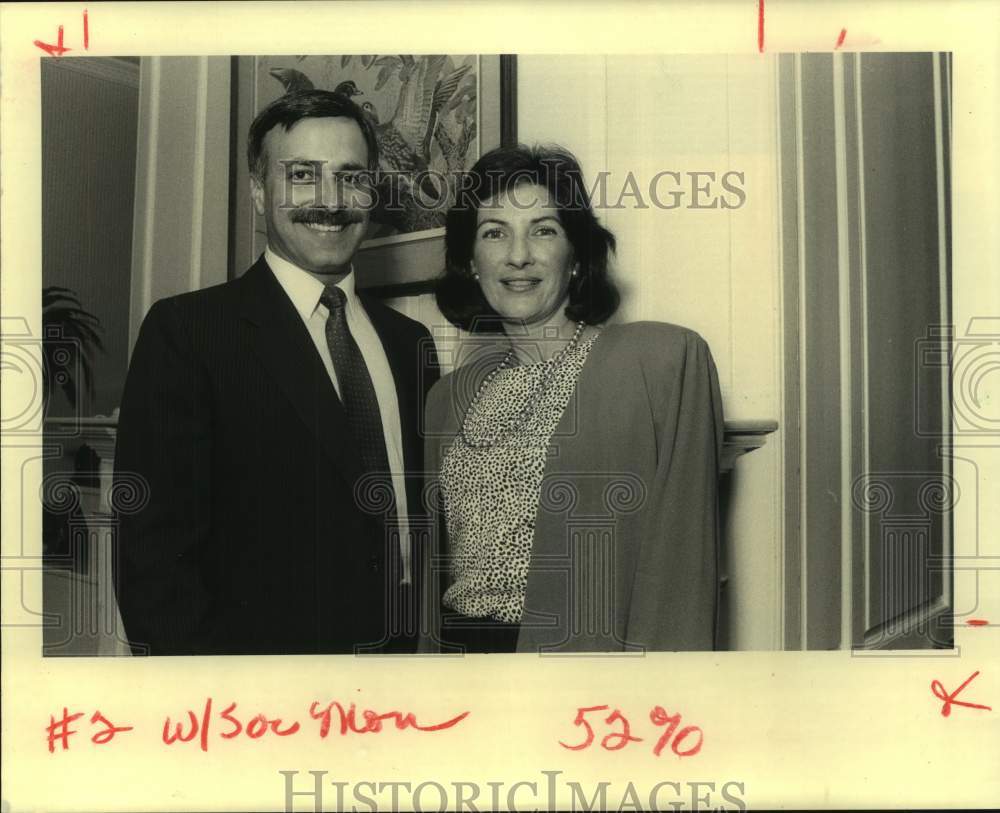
<box><xmin>459</xmin><ymin>321</ymin><xmax>587</xmax><ymax>449</ymax></box>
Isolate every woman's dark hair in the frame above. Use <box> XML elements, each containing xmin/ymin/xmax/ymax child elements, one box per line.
<box><xmin>247</xmin><ymin>89</ymin><xmax>379</xmax><ymax>179</ymax></box>
<box><xmin>437</xmin><ymin>144</ymin><xmax>619</xmax><ymax>332</ymax></box>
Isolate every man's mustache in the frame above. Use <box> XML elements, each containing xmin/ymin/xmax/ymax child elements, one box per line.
<box><xmin>289</xmin><ymin>208</ymin><xmax>366</xmax><ymax>227</ymax></box>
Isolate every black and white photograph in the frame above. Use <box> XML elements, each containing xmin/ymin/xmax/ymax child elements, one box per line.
<box><xmin>2</xmin><ymin>3</ymin><xmax>998</xmax><ymax>812</ymax></box>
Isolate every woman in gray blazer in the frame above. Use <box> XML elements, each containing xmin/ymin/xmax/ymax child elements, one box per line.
<box><xmin>421</xmin><ymin>144</ymin><xmax>724</xmax><ymax>653</ymax></box>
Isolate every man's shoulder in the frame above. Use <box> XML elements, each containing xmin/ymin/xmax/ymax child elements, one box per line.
<box><xmin>152</xmin><ymin>275</ymin><xmax>243</xmax><ymax>315</ymax></box>
<box><xmin>359</xmin><ymin>294</ymin><xmax>432</xmax><ymax>339</ymax></box>
<box><xmin>136</xmin><ymin>274</ymin><xmax>255</xmax><ymax>356</ymax></box>
<box><xmin>358</xmin><ymin>293</ymin><xmax>422</xmax><ymax>326</ymax></box>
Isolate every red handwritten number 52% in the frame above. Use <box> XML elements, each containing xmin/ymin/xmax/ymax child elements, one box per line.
<box><xmin>559</xmin><ymin>705</ymin><xmax>703</xmax><ymax>757</ymax></box>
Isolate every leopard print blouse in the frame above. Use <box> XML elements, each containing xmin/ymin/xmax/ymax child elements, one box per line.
<box><xmin>440</xmin><ymin>333</ymin><xmax>600</xmax><ymax>623</ymax></box>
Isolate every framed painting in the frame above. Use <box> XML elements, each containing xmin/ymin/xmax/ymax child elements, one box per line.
<box><xmin>229</xmin><ymin>54</ymin><xmax>517</xmax><ymax>293</ymax></box>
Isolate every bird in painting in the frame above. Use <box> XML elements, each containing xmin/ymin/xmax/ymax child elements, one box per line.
<box><xmin>366</xmin><ymin>56</ymin><xmax>472</xmax><ymax>176</ymax></box>
<box><xmin>362</xmin><ymin>57</ymin><xmax>477</xmax><ymax>232</ymax></box>
<box><xmin>332</xmin><ymin>80</ymin><xmax>364</xmax><ymax>99</ymax></box>
<box><xmin>269</xmin><ymin>67</ymin><xmax>314</xmax><ymax>94</ymax></box>
<box><xmin>269</xmin><ymin>69</ymin><xmax>365</xmax><ymax>100</ymax></box>
<box><xmin>434</xmin><ymin>117</ymin><xmax>476</xmax><ymax>174</ymax></box>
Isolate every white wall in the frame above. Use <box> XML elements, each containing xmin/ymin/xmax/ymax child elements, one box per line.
<box><xmin>517</xmin><ymin>55</ymin><xmax>786</xmax><ymax>649</ymax></box>
<box><xmin>128</xmin><ymin>57</ymin><xmax>231</xmax><ymax>350</ymax></box>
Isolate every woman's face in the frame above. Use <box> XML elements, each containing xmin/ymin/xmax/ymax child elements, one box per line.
<box><xmin>471</xmin><ymin>183</ymin><xmax>577</xmax><ymax>327</ymax></box>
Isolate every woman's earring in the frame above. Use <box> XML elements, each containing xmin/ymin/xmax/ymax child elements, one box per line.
<box><xmin>571</xmin><ymin>266</ymin><xmax>579</xmax><ymax>277</ymax></box>
<box><xmin>472</xmin><ymin>272</ymin><xmax>480</xmax><ymax>281</ymax></box>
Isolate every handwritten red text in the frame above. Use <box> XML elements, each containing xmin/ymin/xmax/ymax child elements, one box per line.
<box><xmin>559</xmin><ymin>704</ymin><xmax>703</xmax><ymax>758</ymax></box>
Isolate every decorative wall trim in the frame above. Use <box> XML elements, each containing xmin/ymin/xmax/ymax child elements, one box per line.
<box><xmin>854</xmin><ymin>53</ymin><xmax>873</xmax><ymax>639</ymax></box>
<box><xmin>777</xmin><ymin>53</ymin><xmax>803</xmax><ymax>650</ymax></box>
<box><xmin>129</xmin><ymin>57</ymin><xmax>160</xmax><ymax>351</ymax></box>
<box><xmin>794</xmin><ymin>53</ymin><xmax>810</xmax><ymax>650</ymax></box>
<box><xmin>932</xmin><ymin>52</ymin><xmax>954</xmax><ymax>622</ymax></box>
<box><xmin>128</xmin><ymin>57</ymin><xmax>231</xmax><ymax>349</ymax></box>
<box><xmin>45</xmin><ymin>415</ymin><xmax>778</xmax><ymax>479</ymax></box>
<box><xmin>720</xmin><ymin>420</ymin><xmax>779</xmax><ymax>473</ymax></box>
<box><xmin>833</xmin><ymin>53</ymin><xmax>854</xmax><ymax>649</ymax></box>
<box><xmin>779</xmin><ymin>53</ymin><xmax>953</xmax><ymax>651</ymax></box>
<box><xmin>189</xmin><ymin>57</ymin><xmax>209</xmax><ymax>293</ymax></box>
<box><xmin>766</xmin><ymin>55</ymin><xmax>787</xmax><ymax>653</ymax></box>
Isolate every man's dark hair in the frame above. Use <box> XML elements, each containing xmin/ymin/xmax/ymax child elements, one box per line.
<box><xmin>437</xmin><ymin>144</ymin><xmax>619</xmax><ymax>332</ymax></box>
<box><xmin>247</xmin><ymin>89</ymin><xmax>379</xmax><ymax>180</ymax></box>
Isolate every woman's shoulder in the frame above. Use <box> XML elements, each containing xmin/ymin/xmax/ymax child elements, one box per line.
<box><xmin>428</xmin><ymin>368</ymin><xmax>456</xmax><ymax>401</ymax></box>
<box><xmin>602</xmin><ymin>319</ymin><xmax>705</xmax><ymax>342</ymax></box>
<box><xmin>425</xmin><ymin>344</ymin><xmax>506</xmax><ymax>432</ymax></box>
<box><xmin>590</xmin><ymin>322</ymin><xmax>720</xmax><ymax>418</ymax></box>
<box><xmin>426</xmin><ymin>370</ymin><xmax>457</xmax><ymax>423</ymax></box>
<box><xmin>596</xmin><ymin>320</ymin><xmax>712</xmax><ymax>365</ymax></box>
<box><xmin>428</xmin><ymin>339</ymin><xmax>510</xmax><ymax>396</ymax></box>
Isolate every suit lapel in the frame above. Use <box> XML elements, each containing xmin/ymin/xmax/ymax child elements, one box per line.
<box><xmin>238</xmin><ymin>258</ymin><xmax>366</xmax><ymax>491</ymax></box>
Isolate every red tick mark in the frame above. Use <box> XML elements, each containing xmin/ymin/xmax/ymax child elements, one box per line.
<box><xmin>758</xmin><ymin>0</ymin><xmax>766</xmax><ymax>53</ymax></box>
<box><xmin>967</xmin><ymin>619</ymin><xmax>989</xmax><ymax>626</ymax></box>
<box><xmin>34</xmin><ymin>25</ymin><xmax>71</xmax><ymax>57</ymax></box>
<box><xmin>83</xmin><ymin>9</ymin><xmax>89</xmax><ymax>50</ymax></box>
<box><xmin>835</xmin><ymin>28</ymin><xmax>847</xmax><ymax>49</ymax></box>
<box><xmin>931</xmin><ymin>671</ymin><xmax>992</xmax><ymax>717</ymax></box>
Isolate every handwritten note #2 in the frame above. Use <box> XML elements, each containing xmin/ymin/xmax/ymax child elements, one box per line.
<box><xmin>45</xmin><ymin>670</ymin><xmax>994</xmax><ymax>757</ymax></box>
<box><xmin>47</xmin><ymin>698</ymin><xmax>470</xmax><ymax>754</ymax></box>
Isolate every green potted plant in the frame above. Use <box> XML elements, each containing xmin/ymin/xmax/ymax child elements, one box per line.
<box><xmin>42</xmin><ymin>285</ymin><xmax>105</xmax><ymax>410</ymax></box>
<box><xmin>42</xmin><ymin>286</ymin><xmax>105</xmax><ymax>570</ymax></box>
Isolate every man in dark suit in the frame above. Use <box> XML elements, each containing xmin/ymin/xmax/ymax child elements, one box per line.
<box><xmin>113</xmin><ymin>90</ymin><xmax>438</xmax><ymax>655</ymax></box>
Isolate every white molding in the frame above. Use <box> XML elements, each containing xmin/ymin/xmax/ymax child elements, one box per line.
<box><xmin>189</xmin><ymin>57</ymin><xmax>209</xmax><ymax>293</ymax></box>
<box><xmin>128</xmin><ymin>56</ymin><xmax>230</xmax><ymax>346</ymax></box>
<box><xmin>933</xmin><ymin>52</ymin><xmax>953</xmax><ymax>616</ymax></box>
<box><xmin>771</xmin><ymin>55</ymin><xmax>787</xmax><ymax>651</ymax></box>
<box><xmin>793</xmin><ymin>54</ymin><xmax>809</xmax><ymax>650</ymax></box>
<box><xmin>854</xmin><ymin>53</ymin><xmax>873</xmax><ymax>635</ymax></box>
<box><xmin>43</xmin><ymin>56</ymin><xmax>139</xmax><ymax>89</ymax></box>
<box><xmin>832</xmin><ymin>53</ymin><xmax>854</xmax><ymax>650</ymax></box>
<box><xmin>129</xmin><ymin>57</ymin><xmax>160</xmax><ymax>351</ymax></box>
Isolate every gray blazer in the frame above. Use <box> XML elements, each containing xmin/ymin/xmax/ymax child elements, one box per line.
<box><xmin>420</xmin><ymin>322</ymin><xmax>724</xmax><ymax>653</ymax></box>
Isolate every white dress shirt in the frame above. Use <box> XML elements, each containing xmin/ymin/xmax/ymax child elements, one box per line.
<box><xmin>265</xmin><ymin>248</ymin><xmax>412</xmax><ymax>584</ymax></box>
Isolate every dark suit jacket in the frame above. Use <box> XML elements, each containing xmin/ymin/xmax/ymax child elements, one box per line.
<box><xmin>113</xmin><ymin>257</ymin><xmax>439</xmax><ymax>655</ymax></box>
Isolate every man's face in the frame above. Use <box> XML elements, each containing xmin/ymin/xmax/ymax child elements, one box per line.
<box><xmin>251</xmin><ymin>116</ymin><xmax>371</xmax><ymax>278</ymax></box>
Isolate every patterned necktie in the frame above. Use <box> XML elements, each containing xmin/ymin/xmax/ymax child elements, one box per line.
<box><xmin>319</xmin><ymin>286</ymin><xmax>393</xmax><ymax>491</ymax></box>
<box><xmin>321</xmin><ymin>286</ymin><xmax>409</xmax><ymax>641</ymax></box>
